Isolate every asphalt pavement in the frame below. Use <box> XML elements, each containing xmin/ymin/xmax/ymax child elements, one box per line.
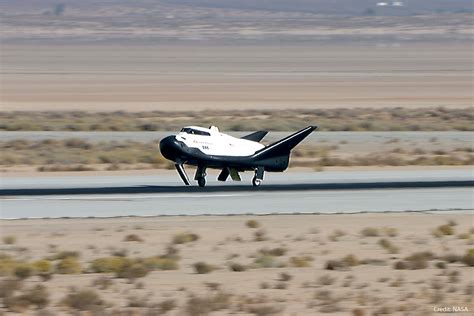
<box><xmin>1</xmin><ymin>169</ymin><xmax>472</xmax><ymax>219</ymax></box>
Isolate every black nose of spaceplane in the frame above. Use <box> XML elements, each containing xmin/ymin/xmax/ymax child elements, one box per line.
<box><xmin>160</xmin><ymin>136</ymin><xmax>180</xmax><ymax>161</ymax></box>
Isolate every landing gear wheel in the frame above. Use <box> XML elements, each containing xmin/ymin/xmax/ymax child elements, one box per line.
<box><xmin>198</xmin><ymin>178</ymin><xmax>206</xmax><ymax>187</ymax></box>
<box><xmin>252</xmin><ymin>176</ymin><xmax>262</xmax><ymax>187</ymax></box>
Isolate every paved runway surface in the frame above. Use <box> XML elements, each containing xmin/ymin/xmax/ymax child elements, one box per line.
<box><xmin>1</xmin><ymin>169</ymin><xmax>472</xmax><ymax>219</ymax></box>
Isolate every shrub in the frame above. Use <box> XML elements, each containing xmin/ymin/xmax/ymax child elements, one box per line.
<box><xmin>55</xmin><ymin>257</ymin><xmax>82</xmax><ymax>274</ymax></box>
<box><xmin>4</xmin><ymin>285</ymin><xmax>49</xmax><ymax>311</ymax></box>
<box><xmin>92</xmin><ymin>276</ymin><xmax>113</xmax><ymax>290</ymax></box>
<box><xmin>436</xmin><ymin>224</ymin><xmax>455</xmax><ymax>236</ymax></box>
<box><xmin>374</xmin><ymin>306</ymin><xmax>392</xmax><ymax>315</ymax></box>
<box><xmin>325</xmin><ymin>259</ymin><xmax>345</xmax><ymax>271</ymax></box>
<box><xmin>462</xmin><ymin>249</ymin><xmax>474</xmax><ymax>267</ymax></box>
<box><xmin>48</xmin><ymin>251</ymin><xmax>80</xmax><ymax>260</ymax></box>
<box><xmin>229</xmin><ymin>262</ymin><xmax>246</xmax><ymax>272</ymax></box>
<box><xmin>254</xmin><ymin>229</ymin><xmax>267</xmax><ymax>241</ymax></box>
<box><xmin>279</xmin><ymin>272</ymin><xmax>293</xmax><ymax>282</ymax></box>
<box><xmin>378</xmin><ymin>239</ymin><xmax>399</xmax><ymax>254</ymax></box>
<box><xmin>328</xmin><ymin>229</ymin><xmax>346</xmax><ymax>241</ymax></box>
<box><xmin>90</xmin><ymin>256</ymin><xmax>129</xmax><ymax>273</ymax></box>
<box><xmin>442</xmin><ymin>253</ymin><xmax>461</xmax><ymax>263</ymax></box>
<box><xmin>353</xmin><ymin>308</ymin><xmax>366</xmax><ymax>316</ymax></box>
<box><xmin>0</xmin><ymin>279</ymin><xmax>22</xmax><ymax>298</ymax></box>
<box><xmin>143</xmin><ymin>256</ymin><xmax>179</xmax><ymax>270</ymax></box>
<box><xmin>33</xmin><ymin>260</ymin><xmax>53</xmax><ymax>280</ymax></box>
<box><xmin>128</xmin><ymin>295</ymin><xmax>148</xmax><ymax>307</ymax></box>
<box><xmin>407</xmin><ymin>259</ymin><xmax>427</xmax><ymax>270</ymax></box>
<box><xmin>383</xmin><ymin>227</ymin><xmax>398</xmax><ymax>237</ymax></box>
<box><xmin>315</xmin><ymin>289</ymin><xmax>333</xmax><ymax>303</ymax></box>
<box><xmin>33</xmin><ymin>260</ymin><xmax>52</xmax><ymax>274</ymax></box>
<box><xmin>172</xmin><ymin>232</ymin><xmax>199</xmax><ymax>244</ymax></box>
<box><xmin>396</xmin><ymin>251</ymin><xmax>434</xmax><ymax>270</ymax></box>
<box><xmin>458</xmin><ymin>233</ymin><xmax>470</xmax><ymax>239</ymax></box>
<box><xmin>193</xmin><ymin>262</ymin><xmax>214</xmax><ymax>274</ymax></box>
<box><xmin>253</xmin><ymin>256</ymin><xmax>283</xmax><ymax>269</ymax></box>
<box><xmin>289</xmin><ymin>256</ymin><xmax>313</xmax><ymax>268</ymax></box>
<box><xmin>185</xmin><ymin>291</ymin><xmax>231</xmax><ymax>315</ymax></box>
<box><xmin>157</xmin><ymin>299</ymin><xmax>177</xmax><ymax>314</ymax></box>
<box><xmin>360</xmin><ymin>227</ymin><xmax>380</xmax><ymax>237</ymax></box>
<box><xmin>21</xmin><ymin>285</ymin><xmax>49</xmax><ymax>309</ymax></box>
<box><xmin>274</xmin><ymin>282</ymin><xmax>287</xmax><ymax>289</ymax></box>
<box><xmin>259</xmin><ymin>247</ymin><xmax>287</xmax><ymax>257</ymax></box>
<box><xmin>448</xmin><ymin>270</ymin><xmax>460</xmax><ymax>283</ymax></box>
<box><xmin>205</xmin><ymin>282</ymin><xmax>221</xmax><ymax>291</ymax></box>
<box><xmin>246</xmin><ymin>220</ymin><xmax>260</xmax><ymax>228</ymax></box>
<box><xmin>3</xmin><ymin>235</ymin><xmax>16</xmax><ymax>245</ymax></box>
<box><xmin>407</xmin><ymin>251</ymin><xmax>434</xmax><ymax>261</ymax></box>
<box><xmin>394</xmin><ymin>261</ymin><xmax>408</xmax><ymax>270</ymax></box>
<box><xmin>435</xmin><ymin>261</ymin><xmax>447</xmax><ymax>269</ymax></box>
<box><xmin>342</xmin><ymin>254</ymin><xmax>359</xmax><ymax>266</ymax></box>
<box><xmin>123</xmin><ymin>234</ymin><xmax>144</xmax><ymax>242</ymax></box>
<box><xmin>318</xmin><ymin>274</ymin><xmax>336</xmax><ymax>285</ymax></box>
<box><xmin>116</xmin><ymin>262</ymin><xmax>149</xmax><ymax>280</ymax></box>
<box><xmin>14</xmin><ymin>264</ymin><xmax>33</xmax><ymax>280</ymax></box>
<box><xmin>245</xmin><ymin>304</ymin><xmax>283</xmax><ymax>316</ymax></box>
<box><xmin>4</xmin><ymin>294</ymin><xmax>30</xmax><ymax>312</ymax></box>
<box><xmin>0</xmin><ymin>253</ymin><xmax>17</xmax><ymax>276</ymax></box>
<box><xmin>164</xmin><ymin>245</ymin><xmax>180</xmax><ymax>260</ymax></box>
<box><xmin>62</xmin><ymin>289</ymin><xmax>104</xmax><ymax>311</ymax></box>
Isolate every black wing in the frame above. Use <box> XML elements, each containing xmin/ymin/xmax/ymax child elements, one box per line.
<box><xmin>240</xmin><ymin>131</ymin><xmax>268</xmax><ymax>142</ymax></box>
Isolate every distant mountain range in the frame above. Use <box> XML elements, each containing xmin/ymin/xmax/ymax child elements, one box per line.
<box><xmin>163</xmin><ymin>0</ymin><xmax>473</xmax><ymax>15</ymax></box>
<box><xmin>1</xmin><ymin>0</ymin><xmax>471</xmax><ymax>44</ymax></box>
<box><xmin>1</xmin><ymin>0</ymin><xmax>472</xmax><ymax>15</ymax></box>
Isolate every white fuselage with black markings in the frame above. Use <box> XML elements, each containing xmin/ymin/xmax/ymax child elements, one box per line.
<box><xmin>160</xmin><ymin>124</ymin><xmax>317</xmax><ymax>186</ymax></box>
<box><xmin>176</xmin><ymin>126</ymin><xmax>264</xmax><ymax>157</ymax></box>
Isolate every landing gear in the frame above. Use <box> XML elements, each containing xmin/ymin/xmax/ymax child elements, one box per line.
<box><xmin>252</xmin><ymin>167</ymin><xmax>264</xmax><ymax>187</ymax></box>
<box><xmin>252</xmin><ymin>176</ymin><xmax>262</xmax><ymax>187</ymax></box>
<box><xmin>175</xmin><ymin>164</ymin><xmax>190</xmax><ymax>185</ymax></box>
<box><xmin>195</xmin><ymin>165</ymin><xmax>207</xmax><ymax>187</ymax></box>
<box><xmin>198</xmin><ymin>177</ymin><xmax>206</xmax><ymax>187</ymax></box>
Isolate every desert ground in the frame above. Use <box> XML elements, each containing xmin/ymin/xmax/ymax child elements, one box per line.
<box><xmin>1</xmin><ymin>43</ymin><xmax>472</xmax><ymax>112</ymax></box>
<box><xmin>0</xmin><ymin>213</ymin><xmax>473</xmax><ymax>315</ymax></box>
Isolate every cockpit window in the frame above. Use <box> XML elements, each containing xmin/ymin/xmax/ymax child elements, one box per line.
<box><xmin>180</xmin><ymin>128</ymin><xmax>210</xmax><ymax>136</ymax></box>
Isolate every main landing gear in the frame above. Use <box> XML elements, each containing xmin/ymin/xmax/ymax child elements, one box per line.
<box><xmin>177</xmin><ymin>164</ymin><xmax>264</xmax><ymax>188</ymax></box>
<box><xmin>252</xmin><ymin>176</ymin><xmax>262</xmax><ymax>187</ymax></box>
<box><xmin>195</xmin><ymin>165</ymin><xmax>207</xmax><ymax>187</ymax></box>
<box><xmin>252</xmin><ymin>167</ymin><xmax>264</xmax><ymax>187</ymax></box>
<box><xmin>197</xmin><ymin>178</ymin><xmax>206</xmax><ymax>187</ymax></box>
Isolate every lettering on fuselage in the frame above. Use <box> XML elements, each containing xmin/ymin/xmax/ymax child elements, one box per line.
<box><xmin>193</xmin><ymin>140</ymin><xmax>212</xmax><ymax>145</ymax></box>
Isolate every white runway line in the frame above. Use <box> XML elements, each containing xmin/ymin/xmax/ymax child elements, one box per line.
<box><xmin>1</xmin><ymin>193</ymin><xmax>251</xmax><ymax>202</ymax></box>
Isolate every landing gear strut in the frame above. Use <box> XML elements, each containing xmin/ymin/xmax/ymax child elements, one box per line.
<box><xmin>175</xmin><ymin>164</ymin><xmax>190</xmax><ymax>185</ymax></box>
<box><xmin>252</xmin><ymin>167</ymin><xmax>264</xmax><ymax>187</ymax></box>
<box><xmin>195</xmin><ymin>165</ymin><xmax>207</xmax><ymax>187</ymax></box>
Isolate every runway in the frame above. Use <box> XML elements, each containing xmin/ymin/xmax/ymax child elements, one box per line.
<box><xmin>1</xmin><ymin>169</ymin><xmax>472</xmax><ymax>219</ymax></box>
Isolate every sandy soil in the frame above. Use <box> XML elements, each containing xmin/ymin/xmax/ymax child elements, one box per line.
<box><xmin>1</xmin><ymin>43</ymin><xmax>472</xmax><ymax>111</ymax></box>
<box><xmin>0</xmin><ymin>213</ymin><xmax>473</xmax><ymax>315</ymax></box>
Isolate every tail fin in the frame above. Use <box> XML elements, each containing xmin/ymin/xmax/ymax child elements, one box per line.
<box><xmin>241</xmin><ymin>130</ymin><xmax>268</xmax><ymax>142</ymax></box>
<box><xmin>253</xmin><ymin>125</ymin><xmax>317</xmax><ymax>159</ymax></box>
